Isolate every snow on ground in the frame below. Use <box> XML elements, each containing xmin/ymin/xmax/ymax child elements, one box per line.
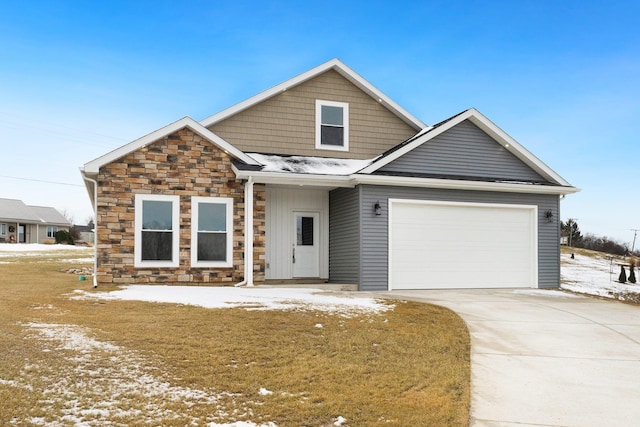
<box><xmin>10</xmin><ymin>321</ymin><xmax>276</xmax><ymax>426</ymax></box>
<box><xmin>561</xmin><ymin>251</ymin><xmax>640</xmax><ymax>301</ymax></box>
<box><xmin>72</xmin><ymin>285</ymin><xmax>392</xmax><ymax>317</ymax></box>
<box><xmin>0</xmin><ymin>243</ymin><xmax>90</xmax><ymax>254</ymax></box>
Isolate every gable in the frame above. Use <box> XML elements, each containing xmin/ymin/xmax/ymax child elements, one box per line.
<box><xmin>207</xmin><ymin>69</ymin><xmax>418</xmax><ymax>160</ymax></box>
<box><xmin>378</xmin><ymin>120</ymin><xmax>547</xmax><ymax>182</ymax></box>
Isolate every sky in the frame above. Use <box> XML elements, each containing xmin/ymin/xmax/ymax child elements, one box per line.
<box><xmin>1</xmin><ymin>1</ymin><xmax>639</xmax><ymax>244</ymax></box>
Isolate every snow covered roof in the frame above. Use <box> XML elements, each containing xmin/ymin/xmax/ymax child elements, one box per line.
<box><xmin>246</xmin><ymin>153</ymin><xmax>372</xmax><ymax>175</ymax></box>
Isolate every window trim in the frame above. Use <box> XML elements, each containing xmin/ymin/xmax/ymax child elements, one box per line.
<box><xmin>315</xmin><ymin>99</ymin><xmax>349</xmax><ymax>152</ymax></box>
<box><xmin>46</xmin><ymin>226</ymin><xmax>58</xmax><ymax>238</ymax></box>
<box><xmin>191</xmin><ymin>196</ymin><xmax>234</xmax><ymax>268</ymax></box>
<box><xmin>134</xmin><ymin>194</ymin><xmax>180</xmax><ymax>268</ymax></box>
<box><xmin>0</xmin><ymin>223</ymin><xmax>5</xmax><ymax>236</ymax></box>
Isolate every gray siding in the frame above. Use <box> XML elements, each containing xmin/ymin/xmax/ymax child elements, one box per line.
<box><xmin>328</xmin><ymin>187</ymin><xmax>360</xmax><ymax>283</ymax></box>
<box><xmin>358</xmin><ymin>185</ymin><xmax>560</xmax><ymax>291</ymax></box>
<box><xmin>379</xmin><ymin>120</ymin><xmax>547</xmax><ymax>182</ymax></box>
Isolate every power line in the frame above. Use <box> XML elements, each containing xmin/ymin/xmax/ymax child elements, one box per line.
<box><xmin>0</xmin><ymin>175</ymin><xmax>83</xmax><ymax>187</ymax></box>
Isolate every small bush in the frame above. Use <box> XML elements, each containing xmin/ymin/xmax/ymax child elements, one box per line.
<box><xmin>619</xmin><ymin>265</ymin><xmax>627</xmax><ymax>283</ymax></box>
<box><xmin>54</xmin><ymin>229</ymin><xmax>74</xmax><ymax>245</ymax></box>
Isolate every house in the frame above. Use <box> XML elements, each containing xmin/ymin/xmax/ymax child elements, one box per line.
<box><xmin>73</xmin><ymin>223</ymin><xmax>95</xmax><ymax>244</ymax></box>
<box><xmin>80</xmin><ymin>59</ymin><xmax>578</xmax><ymax>291</ymax></box>
<box><xmin>0</xmin><ymin>198</ymin><xmax>71</xmax><ymax>243</ymax></box>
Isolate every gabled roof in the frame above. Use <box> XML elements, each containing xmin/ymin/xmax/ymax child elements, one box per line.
<box><xmin>200</xmin><ymin>58</ymin><xmax>427</xmax><ymax>130</ymax></box>
<box><xmin>0</xmin><ymin>198</ymin><xmax>70</xmax><ymax>225</ymax></box>
<box><xmin>81</xmin><ymin>116</ymin><xmax>259</xmax><ymax>175</ymax></box>
<box><xmin>29</xmin><ymin>206</ymin><xmax>70</xmax><ymax>226</ymax></box>
<box><xmin>359</xmin><ymin>108</ymin><xmax>574</xmax><ymax>187</ymax></box>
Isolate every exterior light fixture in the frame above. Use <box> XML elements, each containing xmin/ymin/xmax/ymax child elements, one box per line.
<box><xmin>374</xmin><ymin>201</ymin><xmax>382</xmax><ymax>216</ymax></box>
<box><xmin>545</xmin><ymin>210</ymin><xmax>553</xmax><ymax>223</ymax></box>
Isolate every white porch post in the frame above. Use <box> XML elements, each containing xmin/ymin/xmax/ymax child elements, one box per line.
<box><xmin>245</xmin><ymin>176</ymin><xmax>254</xmax><ymax>286</ymax></box>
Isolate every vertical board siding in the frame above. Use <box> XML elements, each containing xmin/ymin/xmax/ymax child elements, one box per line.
<box><xmin>359</xmin><ymin>185</ymin><xmax>560</xmax><ymax>291</ymax></box>
<box><xmin>265</xmin><ymin>186</ymin><xmax>329</xmax><ymax>279</ymax></box>
<box><xmin>328</xmin><ymin>187</ymin><xmax>360</xmax><ymax>283</ymax></box>
<box><xmin>208</xmin><ymin>70</ymin><xmax>418</xmax><ymax>159</ymax></box>
<box><xmin>379</xmin><ymin>120</ymin><xmax>547</xmax><ymax>182</ymax></box>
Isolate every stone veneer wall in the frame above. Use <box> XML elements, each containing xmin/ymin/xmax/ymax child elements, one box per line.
<box><xmin>95</xmin><ymin>128</ymin><xmax>265</xmax><ymax>284</ymax></box>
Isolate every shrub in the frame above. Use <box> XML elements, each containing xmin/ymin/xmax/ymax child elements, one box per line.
<box><xmin>619</xmin><ymin>265</ymin><xmax>627</xmax><ymax>283</ymax></box>
<box><xmin>629</xmin><ymin>265</ymin><xmax>637</xmax><ymax>284</ymax></box>
<box><xmin>54</xmin><ymin>229</ymin><xmax>74</xmax><ymax>245</ymax></box>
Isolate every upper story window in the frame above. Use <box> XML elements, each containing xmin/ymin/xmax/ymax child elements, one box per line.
<box><xmin>316</xmin><ymin>100</ymin><xmax>349</xmax><ymax>151</ymax></box>
<box><xmin>191</xmin><ymin>196</ymin><xmax>233</xmax><ymax>267</ymax></box>
<box><xmin>134</xmin><ymin>194</ymin><xmax>180</xmax><ymax>268</ymax></box>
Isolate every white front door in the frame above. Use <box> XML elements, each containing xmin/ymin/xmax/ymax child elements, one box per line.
<box><xmin>293</xmin><ymin>212</ymin><xmax>320</xmax><ymax>278</ymax></box>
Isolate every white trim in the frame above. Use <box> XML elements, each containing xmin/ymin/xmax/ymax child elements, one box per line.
<box><xmin>315</xmin><ymin>100</ymin><xmax>349</xmax><ymax>152</ymax></box>
<box><xmin>134</xmin><ymin>194</ymin><xmax>180</xmax><ymax>268</ymax></box>
<box><xmin>190</xmin><ymin>196</ymin><xmax>234</xmax><ymax>268</ymax></box>
<box><xmin>83</xmin><ymin>117</ymin><xmax>258</xmax><ymax>174</ymax></box>
<box><xmin>353</xmin><ymin>174</ymin><xmax>579</xmax><ymax>195</ymax></box>
<box><xmin>387</xmin><ymin>198</ymin><xmax>538</xmax><ymax>290</ymax></box>
<box><xmin>200</xmin><ymin>58</ymin><xmax>426</xmax><ymax>130</ymax></box>
<box><xmin>360</xmin><ymin>108</ymin><xmax>573</xmax><ymax>187</ymax></box>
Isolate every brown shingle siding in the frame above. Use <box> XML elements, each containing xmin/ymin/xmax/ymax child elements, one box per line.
<box><xmin>208</xmin><ymin>70</ymin><xmax>418</xmax><ymax>159</ymax></box>
<box><xmin>95</xmin><ymin>128</ymin><xmax>265</xmax><ymax>285</ymax></box>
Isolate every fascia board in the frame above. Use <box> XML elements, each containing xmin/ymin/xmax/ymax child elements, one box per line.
<box><xmin>359</xmin><ymin>109</ymin><xmax>473</xmax><ymax>174</ymax></box>
<box><xmin>82</xmin><ymin>117</ymin><xmax>258</xmax><ymax>174</ymax></box>
<box><xmin>200</xmin><ymin>59</ymin><xmax>426</xmax><ymax>130</ymax></box>
<box><xmin>464</xmin><ymin>111</ymin><xmax>573</xmax><ymax>187</ymax></box>
<box><xmin>352</xmin><ymin>174</ymin><xmax>580</xmax><ymax>195</ymax></box>
<box><xmin>232</xmin><ymin>165</ymin><xmax>355</xmax><ymax>188</ymax></box>
<box><xmin>360</xmin><ymin>108</ymin><xmax>574</xmax><ymax>188</ymax></box>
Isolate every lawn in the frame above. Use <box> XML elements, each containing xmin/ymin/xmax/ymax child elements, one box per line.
<box><xmin>0</xmin><ymin>245</ymin><xmax>470</xmax><ymax>426</ymax></box>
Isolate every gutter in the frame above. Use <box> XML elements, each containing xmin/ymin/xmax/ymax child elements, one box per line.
<box><xmin>81</xmin><ymin>172</ymin><xmax>99</xmax><ymax>289</ymax></box>
<box><xmin>235</xmin><ymin>176</ymin><xmax>254</xmax><ymax>287</ymax></box>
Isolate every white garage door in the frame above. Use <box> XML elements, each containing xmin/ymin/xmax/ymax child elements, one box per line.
<box><xmin>389</xmin><ymin>199</ymin><xmax>537</xmax><ymax>290</ymax></box>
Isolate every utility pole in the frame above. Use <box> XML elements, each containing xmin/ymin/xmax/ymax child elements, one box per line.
<box><xmin>631</xmin><ymin>229</ymin><xmax>640</xmax><ymax>253</ymax></box>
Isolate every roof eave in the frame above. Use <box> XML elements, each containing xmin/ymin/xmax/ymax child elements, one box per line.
<box><xmin>200</xmin><ymin>58</ymin><xmax>427</xmax><ymax>131</ymax></box>
<box><xmin>352</xmin><ymin>174</ymin><xmax>580</xmax><ymax>195</ymax></box>
<box><xmin>82</xmin><ymin>117</ymin><xmax>259</xmax><ymax>175</ymax></box>
<box><xmin>232</xmin><ymin>165</ymin><xmax>355</xmax><ymax>188</ymax></box>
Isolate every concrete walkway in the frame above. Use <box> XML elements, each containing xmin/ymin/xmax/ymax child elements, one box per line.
<box><xmin>385</xmin><ymin>289</ymin><xmax>640</xmax><ymax>427</ymax></box>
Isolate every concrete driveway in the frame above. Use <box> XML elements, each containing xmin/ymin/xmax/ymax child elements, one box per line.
<box><xmin>385</xmin><ymin>289</ymin><xmax>640</xmax><ymax>427</ymax></box>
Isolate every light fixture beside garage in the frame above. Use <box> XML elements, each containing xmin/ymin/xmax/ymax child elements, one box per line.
<box><xmin>545</xmin><ymin>210</ymin><xmax>554</xmax><ymax>223</ymax></box>
<box><xmin>374</xmin><ymin>201</ymin><xmax>382</xmax><ymax>216</ymax></box>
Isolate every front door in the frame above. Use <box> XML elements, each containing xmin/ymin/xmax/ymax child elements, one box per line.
<box><xmin>18</xmin><ymin>225</ymin><xmax>26</xmax><ymax>243</ymax></box>
<box><xmin>293</xmin><ymin>212</ymin><xmax>319</xmax><ymax>278</ymax></box>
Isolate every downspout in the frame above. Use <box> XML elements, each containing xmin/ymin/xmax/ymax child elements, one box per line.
<box><xmin>235</xmin><ymin>176</ymin><xmax>254</xmax><ymax>287</ymax></box>
<box><xmin>82</xmin><ymin>174</ymin><xmax>99</xmax><ymax>289</ymax></box>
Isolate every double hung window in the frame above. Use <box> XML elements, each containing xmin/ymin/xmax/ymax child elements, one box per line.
<box><xmin>46</xmin><ymin>226</ymin><xmax>58</xmax><ymax>238</ymax></box>
<box><xmin>191</xmin><ymin>197</ymin><xmax>233</xmax><ymax>267</ymax></box>
<box><xmin>316</xmin><ymin>100</ymin><xmax>349</xmax><ymax>151</ymax></box>
<box><xmin>135</xmin><ymin>194</ymin><xmax>180</xmax><ymax>267</ymax></box>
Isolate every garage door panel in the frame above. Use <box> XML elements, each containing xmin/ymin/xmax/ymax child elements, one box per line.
<box><xmin>390</xmin><ymin>200</ymin><xmax>537</xmax><ymax>290</ymax></box>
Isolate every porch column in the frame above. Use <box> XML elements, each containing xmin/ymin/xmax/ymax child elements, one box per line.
<box><xmin>245</xmin><ymin>176</ymin><xmax>254</xmax><ymax>286</ymax></box>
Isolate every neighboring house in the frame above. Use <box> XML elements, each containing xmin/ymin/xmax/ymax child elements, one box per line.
<box><xmin>80</xmin><ymin>59</ymin><xmax>578</xmax><ymax>291</ymax></box>
<box><xmin>0</xmin><ymin>198</ymin><xmax>71</xmax><ymax>243</ymax></box>
<box><xmin>73</xmin><ymin>224</ymin><xmax>95</xmax><ymax>244</ymax></box>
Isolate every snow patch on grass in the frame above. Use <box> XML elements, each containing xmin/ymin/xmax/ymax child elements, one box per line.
<box><xmin>71</xmin><ymin>285</ymin><xmax>392</xmax><ymax>316</ymax></box>
<box><xmin>13</xmin><ymin>322</ymin><xmax>276</xmax><ymax>426</ymax></box>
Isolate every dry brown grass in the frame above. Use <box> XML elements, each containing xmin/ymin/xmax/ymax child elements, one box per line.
<box><xmin>0</xmin><ymin>248</ymin><xmax>470</xmax><ymax>426</ymax></box>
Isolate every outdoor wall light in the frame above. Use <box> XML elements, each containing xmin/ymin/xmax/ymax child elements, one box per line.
<box><xmin>545</xmin><ymin>210</ymin><xmax>554</xmax><ymax>223</ymax></box>
<box><xmin>374</xmin><ymin>201</ymin><xmax>382</xmax><ymax>216</ymax></box>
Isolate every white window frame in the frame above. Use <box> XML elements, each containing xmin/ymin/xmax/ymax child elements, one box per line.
<box><xmin>0</xmin><ymin>224</ymin><xmax>5</xmax><ymax>236</ymax></box>
<box><xmin>191</xmin><ymin>196</ymin><xmax>233</xmax><ymax>268</ymax></box>
<box><xmin>46</xmin><ymin>226</ymin><xmax>58</xmax><ymax>238</ymax></box>
<box><xmin>134</xmin><ymin>194</ymin><xmax>180</xmax><ymax>268</ymax></box>
<box><xmin>315</xmin><ymin>99</ymin><xmax>349</xmax><ymax>152</ymax></box>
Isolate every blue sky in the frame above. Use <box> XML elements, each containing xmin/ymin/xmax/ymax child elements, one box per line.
<box><xmin>1</xmin><ymin>1</ymin><xmax>639</xmax><ymax>244</ymax></box>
